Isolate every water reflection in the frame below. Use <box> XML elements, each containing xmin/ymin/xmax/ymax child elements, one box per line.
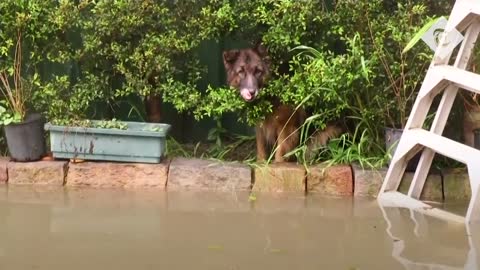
<box><xmin>0</xmin><ymin>185</ymin><xmax>477</xmax><ymax>270</ymax></box>
<box><xmin>378</xmin><ymin>202</ymin><xmax>480</xmax><ymax>270</ymax></box>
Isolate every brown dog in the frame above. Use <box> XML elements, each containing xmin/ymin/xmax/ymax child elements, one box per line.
<box><xmin>223</xmin><ymin>44</ymin><xmax>342</xmax><ymax>162</ymax></box>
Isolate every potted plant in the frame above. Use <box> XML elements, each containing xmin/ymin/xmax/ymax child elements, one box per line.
<box><xmin>366</xmin><ymin>6</ymin><xmax>436</xmax><ymax>170</ymax></box>
<box><xmin>0</xmin><ymin>32</ymin><xmax>46</xmax><ymax>161</ymax></box>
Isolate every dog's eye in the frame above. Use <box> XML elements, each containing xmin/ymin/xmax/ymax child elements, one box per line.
<box><xmin>255</xmin><ymin>69</ymin><xmax>263</xmax><ymax>77</ymax></box>
<box><xmin>237</xmin><ymin>69</ymin><xmax>245</xmax><ymax>77</ymax></box>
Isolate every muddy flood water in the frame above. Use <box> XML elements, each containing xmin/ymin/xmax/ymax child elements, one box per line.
<box><xmin>0</xmin><ymin>186</ymin><xmax>478</xmax><ymax>270</ymax></box>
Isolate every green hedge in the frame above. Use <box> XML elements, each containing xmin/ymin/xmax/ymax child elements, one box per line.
<box><xmin>0</xmin><ymin>0</ymin><xmax>461</xmax><ymax>166</ymax></box>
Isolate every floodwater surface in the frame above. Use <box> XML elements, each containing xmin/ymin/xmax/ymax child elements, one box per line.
<box><xmin>0</xmin><ymin>186</ymin><xmax>478</xmax><ymax>270</ymax></box>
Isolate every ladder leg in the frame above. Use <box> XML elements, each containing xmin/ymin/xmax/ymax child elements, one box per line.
<box><xmin>408</xmin><ymin>85</ymin><xmax>460</xmax><ymax>199</ymax></box>
<box><xmin>380</xmin><ymin>160</ymin><xmax>407</xmax><ymax>194</ymax></box>
<box><xmin>408</xmin><ymin>23</ymin><xmax>480</xmax><ymax>199</ymax></box>
<box><xmin>408</xmin><ymin>150</ymin><xmax>434</xmax><ymax>199</ymax></box>
<box><xmin>381</xmin><ymin>94</ymin><xmax>433</xmax><ymax>195</ymax></box>
<box><xmin>466</xmin><ymin>163</ymin><xmax>480</xmax><ymax>223</ymax></box>
<box><xmin>380</xmin><ymin>136</ymin><xmax>424</xmax><ymax>194</ymax></box>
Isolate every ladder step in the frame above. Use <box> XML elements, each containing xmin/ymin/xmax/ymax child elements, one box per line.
<box><xmin>449</xmin><ymin>1</ymin><xmax>480</xmax><ymax>31</ymax></box>
<box><xmin>422</xmin><ymin>65</ymin><xmax>480</xmax><ymax>98</ymax></box>
<box><xmin>395</xmin><ymin>128</ymin><xmax>480</xmax><ymax>165</ymax></box>
<box><xmin>378</xmin><ymin>191</ymin><xmax>465</xmax><ymax>223</ymax></box>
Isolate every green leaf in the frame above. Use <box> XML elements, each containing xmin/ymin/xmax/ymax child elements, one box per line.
<box><xmin>13</xmin><ymin>112</ymin><xmax>22</xmax><ymax>123</ymax></box>
<box><xmin>290</xmin><ymin>45</ymin><xmax>323</xmax><ymax>59</ymax></box>
<box><xmin>4</xmin><ymin>118</ymin><xmax>12</xmax><ymax>126</ymax></box>
<box><xmin>403</xmin><ymin>16</ymin><xmax>444</xmax><ymax>54</ymax></box>
<box><xmin>360</xmin><ymin>56</ymin><xmax>369</xmax><ymax>83</ymax></box>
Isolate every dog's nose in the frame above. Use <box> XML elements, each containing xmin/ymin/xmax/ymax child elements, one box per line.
<box><xmin>249</xmin><ymin>89</ymin><xmax>256</xmax><ymax>94</ymax></box>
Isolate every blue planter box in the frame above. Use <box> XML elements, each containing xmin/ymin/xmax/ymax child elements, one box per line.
<box><xmin>44</xmin><ymin>121</ymin><xmax>171</xmax><ymax>163</ymax></box>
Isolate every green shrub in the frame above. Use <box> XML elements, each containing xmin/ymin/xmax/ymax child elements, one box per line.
<box><xmin>0</xmin><ymin>1</ymin><xmax>99</xmax><ymax>122</ymax></box>
<box><xmin>0</xmin><ymin>0</ymin><xmax>456</xmax><ymax>165</ymax></box>
<box><xmin>194</xmin><ymin>0</ymin><xmax>452</xmax><ymax>163</ymax></box>
<box><xmin>84</xmin><ymin>1</ymin><xmax>244</xmax><ymax>120</ymax></box>
<box><xmin>0</xmin><ymin>1</ymin><xmax>74</xmax><ymax>117</ymax></box>
<box><xmin>30</xmin><ymin>1</ymin><xmax>228</xmax><ymax>123</ymax></box>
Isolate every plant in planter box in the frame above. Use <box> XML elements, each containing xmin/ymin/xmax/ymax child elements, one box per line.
<box><xmin>44</xmin><ymin>117</ymin><xmax>171</xmax><ymax>163</ymax></box>
<box><xmin>32</xmin><ymin>49</ymin><xmax>172</xmax><ymax>163</ymax></box>
<box><xmin>0</xmin><ymin>32</ymin><xmax>46</xmax><ymax>161</ymax></box>
<box><xmin>36</xmin><ymin>77</ymin><xmax>172</xmax><ymax>163</ymax></box>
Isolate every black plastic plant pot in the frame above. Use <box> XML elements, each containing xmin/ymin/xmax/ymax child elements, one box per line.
<box><xmin>384</xmin><ymin>127</ymin><xmax>420</xmax><ymax>172</ymax></box>
<box><xmin>4</xmin><ymin>113</ymin><xmax>46</xmax><ymax>162</ymax></box>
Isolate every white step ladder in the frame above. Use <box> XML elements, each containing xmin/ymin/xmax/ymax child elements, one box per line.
<box><xmin>378</xmin><ymin>0</ymin><xmax>480</xmax><ymax>224</ymax></box>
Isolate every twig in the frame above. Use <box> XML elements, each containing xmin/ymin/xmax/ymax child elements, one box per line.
<box><xmin>0</xmin><ymin>30</ymin><xmax>25</xmax><ymax>120</ymax></box>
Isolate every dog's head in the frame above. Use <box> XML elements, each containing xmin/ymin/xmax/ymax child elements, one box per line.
<box><xmin>223</xmin><ymin>44</ymin><xmax>270</xmax><ymax>102</ymax></box>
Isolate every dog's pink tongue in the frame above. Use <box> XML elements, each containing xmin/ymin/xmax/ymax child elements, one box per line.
<box><xmin>240</xmin><ymin>89</ymin><xmax>252</xmax><ymax>101</ymax></box>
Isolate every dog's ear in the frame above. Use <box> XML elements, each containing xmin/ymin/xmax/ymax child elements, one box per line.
<box><xmin>223</xmin><ymin>50</ymin><xmax>240</xmax><ymax>70</ymax></box>
<box><xmin>254</xmin><ymin>42</ymin><xmax>270</xmax><ymax>70</ymax></box>
<box><xmin>254</xmin><ymin>42</ymin><xmax>268</xmax><ymax>58</ymax></box>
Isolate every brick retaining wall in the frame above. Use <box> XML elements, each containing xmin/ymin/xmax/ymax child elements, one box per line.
<box><xmin>0</xmin><ymin>158</ymin><xmax>471</xmax><ymax>202</ymax></box>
